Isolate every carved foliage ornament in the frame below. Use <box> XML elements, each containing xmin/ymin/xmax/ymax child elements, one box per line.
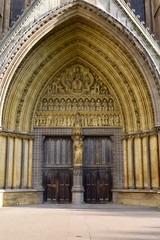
<box><xmin>34</xmin><ymin>65</ymin><xmax>121</xmax><ymax>127</ymax></box>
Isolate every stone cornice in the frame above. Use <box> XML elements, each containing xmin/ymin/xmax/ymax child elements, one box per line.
<box><xmin>122</xmin><ymin>129</ymin><xmax>158</xmax><ymax>139</ymax></box>
<box><xmin>0</xmin><ymin>130</ymin><xmax>33</xmax><ymax>139</ymax></box>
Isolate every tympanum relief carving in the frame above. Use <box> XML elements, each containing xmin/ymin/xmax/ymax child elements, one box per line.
<box><xmin>34</xmin><ymin>65</ymin><xmax>121</xmax><ymax>127</ymax></box>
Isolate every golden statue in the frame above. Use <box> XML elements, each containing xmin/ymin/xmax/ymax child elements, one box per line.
<box><xmin>72</xmin><ymin>135</ymin><xmax>83</xmax><ymax>165</ymax></box>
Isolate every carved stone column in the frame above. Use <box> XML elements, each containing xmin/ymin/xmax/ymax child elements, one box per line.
<box><xmin>71</xmin><ymin>125</ymin><xmax>84</xmax><ymax>204</ymax></box>
<box><xmin>142</xmin><ymin>134</ymin><xmax>151</xmax><ymax>188</ymax></box>
<box><xmin>150</xmin><ymin>134</ymin><xmax>159</xmax><ymax>188</ymax></box>
<box><xmin>27</xmin><ymin>139</ymin><xmax>33</xmax><ymax>189</ymax></box>
<box><xmin>13</xmin><ymin>138</ymin><xmax>22</xmax><ymax>189</ymax></box>
<box><xmin>123</xmin><ymin>137</ymin><xmax>128</xmax><ymax>188</ymax></box>
<box><xmin>127</xmin><ymin>136</ymin><xmax>135</xmax><ymax>189</ymax></box>
<box><xmin>5</xmin><ymin>137</ymin><xmax>14</xmax><ymax>189</ymax></box>
<box><xmin>134</xmin><ymin>135</ymin><xmax>143</xmax><ymax>188</ymax></box>
<box><xmin>21</xmin><ymin>139</ymin><xmax>29</xmax><ymax>189</ymax></box>
<box><xmin>0</xmin><ymin>135</ymin><xmax>7</xmax><ymax>189</ymax></box>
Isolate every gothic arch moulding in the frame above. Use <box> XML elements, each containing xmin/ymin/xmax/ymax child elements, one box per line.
<box><xmin>1</xmin><ymin>1</ymin><xmax>158</xmax><ymax>133</ymax></box>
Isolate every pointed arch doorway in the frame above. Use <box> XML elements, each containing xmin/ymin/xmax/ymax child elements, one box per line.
<box><xmin>31</xmin><ymin>63</ymin><xmax>123</xmax><ymax>204</ymax></box>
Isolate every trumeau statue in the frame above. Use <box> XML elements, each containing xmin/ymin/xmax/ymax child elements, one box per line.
<box><xmin>72</xmin><ymin>135</ymin><xmax>83</xmax><ymax>166</ymax></box>
<box><xmin>72</xmin><ymin>113</ymin><xmax>83</xmax><ymax>166</ymax></box>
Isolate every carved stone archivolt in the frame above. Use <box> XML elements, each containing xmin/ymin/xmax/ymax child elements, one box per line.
<box><xmin>34</xmin><ymin>64</ymin><xmax>121</xmax><ymax>127</ymax></box>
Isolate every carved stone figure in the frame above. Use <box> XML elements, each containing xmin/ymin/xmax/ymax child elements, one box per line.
<box><xmin>42</xmin><ymin>98</ymin><xmax>48</xmax><ymax>110</ymax></box>
<box><xmin>96</xmin><ymin>99</ymin><xmax>101</xmax><ymax>111</ymax></box>
<box><xmin>72</xmin><ymin>67</ymin><xmax>83</xmax><ymax>92</ymax></box>
<box><xmin>108</xmin><ymin>99</ymin><xmax>114</xmax><ymax>111</ymax></box>
<box><xmin>73</xmin><ymin>135</ymin><xmax>83</xmax><ymax>165</ymax></box>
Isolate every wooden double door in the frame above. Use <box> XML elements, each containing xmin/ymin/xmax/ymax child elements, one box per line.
<box><xmin>43</xmin><ymin>136</ymin><xmax>113</xmax><ymax>203</ymax></box>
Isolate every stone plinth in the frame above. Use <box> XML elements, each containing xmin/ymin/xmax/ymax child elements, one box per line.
<box><xmin>72</xmin><ymin>185</ymin><xmax>84</xmax><ymax>204</ymax></box>
<box><xmin>0</xmin><ymin>189</ymin><xmax>43</xmax><ymax>207</ymax></box>
<box><xmin>72</xmin><ymin>167</ymin><xmax>84</xmax><ymax>204</ymax></box>
<box><xmin>112</xmin><ymin>189</ymin><xmax>160</xmax><ymax>207</ymax></box>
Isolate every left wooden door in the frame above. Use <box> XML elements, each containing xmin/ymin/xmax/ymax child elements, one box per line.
<box><xmin>43</xmin><ymin>137</ymin><xmax>73</xmax><ymax>203</ymax></box>
<box><xmin>43</xmin><ymin>169</ymin><xmax>73</xmax><ymax>203</ymax></box>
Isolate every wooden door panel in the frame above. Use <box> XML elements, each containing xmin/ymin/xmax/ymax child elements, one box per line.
<box><xmin>43</xmin><ymin>170</ymin><xmax>73</xmax><ymax>203</ymax></box>
<box><xmin>83</xmin><ymin>169</ymin><xmax>112</xmax><ymax>203</ymax></box>
<box><xmin>44</xmin><ymin>137</ymin><xmax>73</xmax><ymax>166</ymax></box>
<box><xmin>83</xmin><ymin>137</ymin><xmax>113</xmax><ymax>166</ymax></box>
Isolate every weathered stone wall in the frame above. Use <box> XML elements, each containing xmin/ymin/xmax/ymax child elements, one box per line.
<box><xmin>0</xmin><ymin>0</ymin><xmax>160</xmax><ymax>40</ymax></box>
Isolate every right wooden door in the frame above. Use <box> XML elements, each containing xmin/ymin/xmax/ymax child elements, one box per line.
<box><xmin>83</xmin><ymin>169</ymin><xmax>112</xmax><ymax>203</ymax></box>
<box><xmin>83</xmin><ymin>136</ymin><xmax>113</xmax><ymax>203</ymax></box>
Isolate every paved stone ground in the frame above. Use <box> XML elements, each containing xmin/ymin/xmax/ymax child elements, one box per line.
<box><xmin>0</xmin><ymin>204</ymin><xmax>160</xmax><ymax>240</ymax></box>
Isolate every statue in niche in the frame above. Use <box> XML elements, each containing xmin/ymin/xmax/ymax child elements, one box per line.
<box><xmin>47</xmin><ymin>116</ymin><xmax>51</xmax><ymax>126</ymax></box>
<box><xmin>72</xmin><ymin>67</ymin><xmax>83</xmax><ymax>92</ymax></box>
<box><xmin>55</xmin><ymin>116</ymin><xmax>58</xmax><ymax>126</ymax></box>
<box><xmin>102</xmin><ymin>99</ymin><xmax>108</xmax><ymax>111</ymax></box>
<box><xmin>72</xmin><ymin>135</ymin><xmax>83</xmax><ymax>165</ymax></box>
<box><xmin>72</xmin><ymin>112</ymin><xmax>83</xmax><ymax>164</ymax></box>
<box><xmin>84</xmin><ymin>99</ymin><xmax>89</xmax><ymax>111</ymax></box>
<box><xmin>67</xmin><ymin>99</ymin><xmax>72</xmax><ymax>111</ymax></box>
<box><xmin>114</xmin><ymin>114</ymin><xmax>120</xmax><ymax>125</ymax></box>
<box><xmin>97</xmin><ymin>115</ymin><xmax>102</xmax><ymax>126</ymax></box>
<box><xmin>91</xmin><ymin>81</ymin><xmax>100</xmax><ymax>94</ymax></box>
<box><xmin>101</xmin><ymin>115</ymin><xmax>106</xmax><ymax>126</ymax></box>
<box><xmin>78</xmin><ymin>99</ymin><xmax>83</xmax><ymax>111</ymax></box>
<box><xmin>90</xmin><ymin>99</ymin><xmax>95</xmax><ymax>111</ymax></box>
<box><xmin>96</xmin><ymin>99</ymin><xmax>101</xmax><ymax>111</ymax></box>
<box><xmin>42</xmin><ymin>98</ymin><xmax>48</xmax><ymax>111</ymax></box>
<box><xmin>99</xmin><ymin>82</ymin><xmax>108</xmax><ymax>94</ymax></box>
<box><xmin>74</xmin><ymin>113</ymin><xmax>82</xmax><ymax>128</ymax></box>
<box><xmin>109</xmin><ymin>115</ymin><xmax>114</xmax><ymax>125</ymax></box>
<box><xmin>48</xmin><ymin>83</ymin><xmax>54</xmax><ymax>94</ymax></box>
<box><xmin>108</xmin><ymin>99</ymin><xmax>114</xmax><ymax>111</ymax></box>
<box><xmin>60</xmin><ymin>99</ymin><xmax>66</xmax><ymax>111</ymax></box>
<box><xmin>48</xmin><ymin>99</ymin><xmax>53</xmax><ymax>110</ymax></box>
<box><xmin>72</xmin><ymin>99</ymin><xmax>78</xmax><ymax>111</ymax></box>
<box><xmin>67</xmin><ymin>116</ymin><xmax>71</xmax><ymax>126</ymax></box>
<box><xmin>105</xmin><ymin>115</ymin><xmax>109</xmax><ymax>125</ymax></box>
<box><xmin>54</xmin><ymin>99</ymin><xmax>59</xmax><ymax>111</ymax></box>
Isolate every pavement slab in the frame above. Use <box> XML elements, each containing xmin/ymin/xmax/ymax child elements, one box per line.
<box><xmin>0</xmin><ymin>204</ymin><xmax>159</xmax><ymax>240</ymax></box>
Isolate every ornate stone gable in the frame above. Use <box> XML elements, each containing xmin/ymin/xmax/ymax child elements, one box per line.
<box><xmin>34</xmin><ymin>64</ymin><xmax>121</xmax><ymax>127</ymax></box>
